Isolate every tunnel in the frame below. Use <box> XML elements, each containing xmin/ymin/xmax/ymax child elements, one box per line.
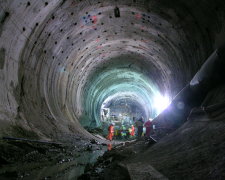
<box><xmin>0</xmin><ymin>0</ymin><xmax>225</xmax><ymax>179</ymax></box>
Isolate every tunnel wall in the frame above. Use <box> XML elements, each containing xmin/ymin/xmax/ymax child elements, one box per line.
<box><xmin>0</xmin><ymin>0</ymin><xmax>224</xmax><ymax>140</ymax></box>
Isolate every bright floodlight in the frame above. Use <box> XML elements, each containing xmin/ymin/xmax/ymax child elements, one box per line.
<box><xmin>153</xmin><ymin>94</ymin><xmax>170</xmax><ymax>115</ymax></box>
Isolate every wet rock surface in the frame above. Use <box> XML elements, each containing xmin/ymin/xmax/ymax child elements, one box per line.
<box><xmin>78</xmin><ymin>140</ymin><xmax>152</xmax><ymax>180</ymax></box>
<box><xmin>0</xmin><ymin>136</ymin><xmax>107</xmax><ymax>180</ymax></box>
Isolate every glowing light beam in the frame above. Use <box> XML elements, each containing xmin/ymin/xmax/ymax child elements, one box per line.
<box><xmin>153</xmin><ymin>94</ymin><xmax>170</xmax><ymax>115</ymax></box>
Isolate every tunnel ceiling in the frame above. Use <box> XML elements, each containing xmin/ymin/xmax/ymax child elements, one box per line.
<box><xmin>0</xmin><ymin>0</ymin><xmax>224</xmax><ymax>138</ymax></box>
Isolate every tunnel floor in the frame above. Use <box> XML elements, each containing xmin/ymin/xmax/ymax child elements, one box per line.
<box><xmin>0</xmin><ymin>135</ymin><xmax>108</xmax><ymax>180</ymax></box>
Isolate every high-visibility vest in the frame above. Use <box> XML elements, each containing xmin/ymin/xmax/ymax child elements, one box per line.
<box><xmin>108</xmin><ymin>125</ymin><xmax>114</xmax><ymax>134</ymax></box>
<box><xmin>131</xmin><ymin>126</ymin><xmax>135</xmax><ymax>136</ymax></box>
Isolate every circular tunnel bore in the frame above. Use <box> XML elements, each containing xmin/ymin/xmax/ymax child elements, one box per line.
<box><xmin>0</xmin><ymin>0</ymin><xmax>222</xmax><ymax>140</ymax></box>
<box><xmin>18</xmin><ymin>1</ymin><xmax>212</xmax><ymax>138</ymax></box>
<box><xmin>82</xmin><ymin>55</ymin><xmax>170</xmax><ymax>129</ymax></box>
<box><xmin>1</xmin><ymin>0</ymin><xmax>225</xmax><ymax>179</ymax></box>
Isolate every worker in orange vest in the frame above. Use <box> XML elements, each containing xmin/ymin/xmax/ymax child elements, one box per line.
<box><xmin>130</xmin><ymin>125</ymin><xmax>135</xmax><ymax>137</ymax></box>
<box><xmin>107</xmin><ymin>123</ymin><xmax>114</xmax><ymax>141</ymax></box>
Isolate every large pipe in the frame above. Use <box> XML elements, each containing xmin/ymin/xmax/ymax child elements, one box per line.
<box><xmin>152</xmin><ymin>44</ymin><xmax>225</xmax><ymax>138</ymax></box>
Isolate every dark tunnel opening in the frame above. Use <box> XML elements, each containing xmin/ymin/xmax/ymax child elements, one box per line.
<box><xmin>0</xmin><ymin>0</ymin><xmax>225</xmax><ymax>179</ymax></box>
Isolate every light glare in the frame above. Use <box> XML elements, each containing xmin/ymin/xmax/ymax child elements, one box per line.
<box><xmin>153</xmin><ymin>94</ymin><xmax>170</xmax><ymax>115</ymax></box>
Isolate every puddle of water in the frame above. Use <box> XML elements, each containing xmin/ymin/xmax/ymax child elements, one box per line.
<box><xmin>65</xmin><ymin>149</ymin><xmax>107</xmax><ymax>179</ymax></box>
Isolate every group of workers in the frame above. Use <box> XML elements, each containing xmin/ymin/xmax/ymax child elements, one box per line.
<box><xmin>107</xmin><ymin>124</ymin><xmax>135</xmax><ymax>140</ymax></box>
<box><xmin>107</xmin><ymin>117</ymin><xmax>153</xmax><ymax>141</ymax></box>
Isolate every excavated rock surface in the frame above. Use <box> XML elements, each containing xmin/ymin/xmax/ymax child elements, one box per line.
<box><xmin>0</xmin><ymin>0</ymin><xmax>225</xmax><ymax>140</ymax></box>
<box><xmin>0</xmin><ymin>0</ymin><xmax>225</xmax><ymax>179</ymax></box>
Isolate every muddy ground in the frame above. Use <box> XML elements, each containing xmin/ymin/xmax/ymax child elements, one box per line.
<box><xmin>0</xmin><ymin>134</ymin><xmax>108</xmax><ymax>180</ymax></box>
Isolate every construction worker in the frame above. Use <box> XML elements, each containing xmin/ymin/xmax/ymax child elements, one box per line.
<box><xmin>135</xmin><ymin>117</ymin><xmax>144</xmax><ymax>139</ymax></box>
<box><xmin>144</xmin><ymin>118</ymin><xmax>152</xmax><ymax>139</ymax></box>
<box><xmin>114</xmin><ymin>128</ymin><xmax>118</xmax><ymax>139</ymax></box>
<box><xmin>128</xmin><ymin>127</ymin><xmax>132</xmax><ymax>138</ymax></box>
<box><xmin>130</xmin><ymin>125</ymin><xmax>135</xmax><ymax>137</ymax></box>
<box><xmin>107</xmin><ymin>123</ymin><xmax>114</xmax><ymax>141</ymax></box>
<box><xmin>121</xmin><ymin>125</ymin><xmax>126</xmax><ymax>139</ymax></box>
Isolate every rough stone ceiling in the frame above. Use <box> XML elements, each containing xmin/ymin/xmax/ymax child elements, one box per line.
<box><xmin>0</xmin><ymin>0</ymin><xmax>224</xmax><ymax>138</ymax></box>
